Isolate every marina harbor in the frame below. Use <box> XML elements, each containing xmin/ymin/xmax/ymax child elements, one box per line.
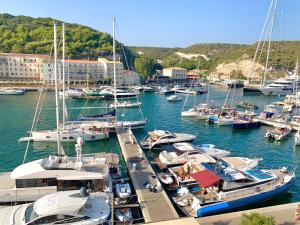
<box><xmin>2</xmin><ymin>0</ymin><xmax>300</xmax><ymax>224</ymax></box>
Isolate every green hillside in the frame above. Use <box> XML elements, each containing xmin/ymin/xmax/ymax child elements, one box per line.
<box><xmin>0</xmin><ymin>13</ymin><xmax>135</xmax><ymax>68</ymax></box>
<box><xmin>129</xmin><ymin>46</ymin><xmax>179</xmax><ymax>60</ymax></box>
<box><xmin>131</xmin><ymin>42</ymin><xmax>300</xmax><ymax>71</ymax></box>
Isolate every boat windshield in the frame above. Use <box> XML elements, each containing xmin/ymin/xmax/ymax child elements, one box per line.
<box><xmin>25</xmin><ymin>204</ymin><xmax>39</xmax><ymax>223</ymax></box>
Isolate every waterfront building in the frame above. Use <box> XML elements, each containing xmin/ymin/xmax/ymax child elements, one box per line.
<box><xmin>163</xmin><ymin>67</ymin><xmax>187</xmax><ymax>80</ymax></box>
<box><xmin>0</xmin><ymin>53</ymin><xmax>48</xmax><ymax>84</ymax></box>
<box><xmin>42</xmin><ymin>59</ymin><xmax>105</xmax><ymax>85</ymax></box>
<box><xmin>0</xmin><ymin>53</ymin><xmax>133</xmax><ymax>86</ymax></box>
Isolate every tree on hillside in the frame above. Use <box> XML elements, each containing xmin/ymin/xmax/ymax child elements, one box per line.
<box><xmin>134</xmin><ymin>56</ymin><xmax>156</xmax><ymax>80</ymax></box>
<box><xmin>240</xmin><ymin>213</ymin><xmax>275</xmax><ymax>225</ymax></box>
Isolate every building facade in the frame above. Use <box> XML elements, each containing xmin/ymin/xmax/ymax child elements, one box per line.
<box><xmin>0</xmin><ymin>53</ymin><xmax>48</xmax><ymax>84</ymax></box>
<box><xmin>163</xmin><ymin>67</ymin><xmax>187</xmax><ymax>80</ymax></box>
<box><xmin>0</xmin><ymin>53</ymin><xmax>130</xmax><ymax>86</ymax></box>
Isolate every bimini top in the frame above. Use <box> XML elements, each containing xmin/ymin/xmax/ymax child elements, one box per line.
<box><xmin>191</xmin><ymin>170</ymin><xmax>220</xmax><ymax>188</ymax></box>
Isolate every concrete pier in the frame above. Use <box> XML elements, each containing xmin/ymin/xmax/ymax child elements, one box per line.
<box><xmin>116</xmin><ymin>128</ymin><xmax>179</xmax><ymax>223</ymax></box>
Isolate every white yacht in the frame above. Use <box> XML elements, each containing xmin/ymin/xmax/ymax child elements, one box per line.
<box><xmin>0</xmin><ymin>189</ymin><xmax>111</xmax><ymax>225</ymax></box>
<box><xmin>140</xmin><ymin>130</ymin><xmax>196</xmax><ymax>150</ymax></box>
<box><xmin>0</xmin><ymin>138</ymin><xmax>119</xmax><ymax>203</ymax></box>
<box><xmin>259</xmin><ymin>75</ymin><xmax>300</xmax><ymax>96</ymax></box>
<box><xmin>0</xmin><ymin>88</ymin><xmax>25</xmax><ymax>95</ymax></box>
<box><xmin>19</xmin><ymin>126</ymin><xmax>109</xmax><ymax>142</ymax></box>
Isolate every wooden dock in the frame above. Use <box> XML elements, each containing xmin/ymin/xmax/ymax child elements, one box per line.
<box><xmin>116</xmin><ymin>128</ymin><xmax>179</xmax><ymax>223</ymax></box>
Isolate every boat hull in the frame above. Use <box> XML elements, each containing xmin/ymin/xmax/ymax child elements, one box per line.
<box><xmin>24</xmin><ymin>130</ymin><xmax>108</xmax><ymax>142</ymax></box>
<box><xmin>232</xmin><ymin>122</ymin><xmax>261</xmax><ymax>129</ymax></box>
<box><xmin>259</xmin><ymin>87</ymin><xmax>293</xmax><ymax>96</ymax></box>
<box><xmin>197</xmin><ymin>175</ymin><xmax>295</xmax><ymax>217</ymax></box>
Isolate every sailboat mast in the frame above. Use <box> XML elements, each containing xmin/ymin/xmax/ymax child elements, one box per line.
<box><xmin>62</xmin><ymin>23</ymin><xmax>66</xmax><ymax>128</ymax></box>
<box><xmin>54</xmin><ymin>23</ymin><xmax>62</xmax><ymax>155</ymax></box>
<box><xmin>262</xmin><ymin>0</ymin><xmax>278</xmax><ymax>86</ymax></box>
<box><xmin>67</xmin><ymin>56</ymin><xmax>70</xmax><ymax>91</ymax></box>
<box><xmin>113</xmin><ymin>17</ymin><xmax>117</xmax><ymax>111</ymax></box>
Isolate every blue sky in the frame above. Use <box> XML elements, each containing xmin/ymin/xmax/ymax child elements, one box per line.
<box><xmin>0</xmin><ymin>0</ymin><xmax>299</xmax><ymax>47</ymax></box>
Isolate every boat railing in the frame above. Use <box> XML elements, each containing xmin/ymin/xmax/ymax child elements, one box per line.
<box><xmin>0</xmin><ymin>186</ymin><xmax>56</xmax><ymax>203</ymax></box>
<box><xmin>219</xmin><ymin>177</ymin><xmax>283</xmax><ymax>201</ymax></box>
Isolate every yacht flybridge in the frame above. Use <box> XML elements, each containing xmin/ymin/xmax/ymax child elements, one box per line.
<box><xmin>0</xmin><ymin>137</ymin><xmax>119</xmax><ymax>203</ymax></box>
<box><xmin>140</xmin><ymin>130</ymin><xmax>196</xmax><ymax>150</ymax></box>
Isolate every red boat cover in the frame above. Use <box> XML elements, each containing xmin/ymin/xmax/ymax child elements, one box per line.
<box><xmin>191</xmin><ymin>170</ymin><xmax>220</xmax><ymax>188</ymax></box>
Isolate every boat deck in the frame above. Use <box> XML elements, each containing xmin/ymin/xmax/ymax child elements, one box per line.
<box><xmin>254</xmin><ymin>117</ymin><xmax>298</xmax><ymax>130</ymax></box>
<box><xmin>116</xmin><ymin>128</ymin><xmax>179</xmax><ymax>223</ymax></box>
<box><xmin>0</xmin><ymin>172</ymin><xmax>56</xmax><ymax>203</ymax></box>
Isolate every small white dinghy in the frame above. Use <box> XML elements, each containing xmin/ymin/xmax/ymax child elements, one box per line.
<box><xmin>167</xmin><ymin>95</ymin><xmax>182</xmax><ymax>102</ymax></box>
<box><xmin>115</xmin><ymin>208</ymin><xmax>133</xmax><ymax>224</ymax></box>
<box><xmin>115</xmin><ymin>183</ymin><xmax>132</xmax><ymax>199</ymax></box>
<box><xmin>158</xmin><ymin>172</ymin><xmax>173</xmax><ymax>185</ymax></box>
<box><xmin>265</xmin><ymin>126</ymin><xmax>292</xmax><ymax>141</ymax></box>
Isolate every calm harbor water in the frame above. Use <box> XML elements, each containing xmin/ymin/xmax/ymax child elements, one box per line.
<box><xmin>1</xmin><ymin>86</ymin><xmax>300</xmax><ymax>208</ymax></box>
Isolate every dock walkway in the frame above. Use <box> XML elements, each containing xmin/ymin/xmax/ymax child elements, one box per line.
<box><xmin>116</xmin><ymin>128</ymin><xmax>179</xmax><ymax>223</ymax></box>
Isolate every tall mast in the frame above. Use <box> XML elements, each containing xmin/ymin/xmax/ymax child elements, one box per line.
<box><xmin>54</xmin><ymin>23</ymin><xmax>62</xmax><ymax>155</ymax></box>
<box><xmin>247</xmin><ymin>0</ymin><xmax>275</xmax><ymax>85</ymax></box>
<box><xmin>62</xmin><ymin>23</ymin><xmax>66</xmax><ymax>128</ymax></box>
<box><xmin>67</xmin><ymin>56</ymin><xmax>70</xmax><ymax>91</ymax></box>
<box><xmin>262</xmin><ymin>0</ymin><xmax>278</xmax><ymax>86</ymax></box>
<box><xmin>113</xmin><ymin>17</ymin><xmax>117</xmax><ymax>111</ymax></box>
<box><xmin>86</xmin><ymin>57</ymin><xmax>89</xmax><ymax>89</ymax></box>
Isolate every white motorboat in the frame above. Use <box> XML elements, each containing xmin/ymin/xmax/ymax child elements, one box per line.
<box><xmin>218</xmin><ymin>157</ymin><xmax>262</xmax><ymax>170</ymax></box>
<box><xmin>172</xmin><ymin>142</ymin><xmax>230</xmax><ymax>158</ymax></box>
<box><xmin>259</xmin><ymin>75</ymin><xmax>300</xmax><ymax>96</ymax></box>
<box><xmin>115</xmin><ymin>182</ymin><xmax>132</xmax><ymax>199</ymax></box>
<box><xmin>59</xmin><ymin>88</ymin><xmax>84</xmax><ymax>98</ymax></box>
<box><xmin>213</xmin><ymin>115</ymin><xmax>237</xmax><ymax>126</ymax></box>
<box><xmin>131</xmin><ymin>85</ymin><xmax>144</xmax><ymax>91</ymax></box>
<box><xmin>155</xmin><ymin>146</ymin><xmax>216</xmax><ymax>169</ymax></box>
<box><xmin>181</xmin><ymin>108</ymin><xmax>198</xmax><ymax>117</ymax></box>
<box><xmin>110</xmin><ymin>100</ymin><xmax>142</xmax><ymax>108</ymax></box>
<box><xmin>167</xmin><ymin>95</ymin><xmax>182</xmax><ymax>102</ymax></box>
<box><xmin>19</xmin><ymin>126</ymin><xmax>109</xmax><ymax>142</ymax></box>
<box><xmin>265</xmin><ymin>126</ymin><xmax>292</xmax><ymax>141</ymax></box>
<box><xmin>172</xmin><ymin>167</ymin><xmax>294</xmax><ymax>217</ymax></box>
<box><xmin>0</xmin><ymin>88</ymin><xmax>25</xmax><ymax>95</ymax></box>
<box><xmin>0</xmin><ymin>189</ymin><xmax>111</xmax><ymax>225</ymax></box>
<box><xmin>158</xmin><ymin>87</ymin><xmax>174</xmax><ymax>95</ymax></box>
<box><xmin>143</xmin><ymin>86</ymin><xmax>155</xmax><ymax>92</ymax></box>
<box><xmin>115</xmin><ymin>208</ymin><xmax>133</xmax><ymax>224</ymax></box>
<box><xmin>140</xmin><ymin>130</ymin><xmax>196</xmax><ymax>150</ymax></box>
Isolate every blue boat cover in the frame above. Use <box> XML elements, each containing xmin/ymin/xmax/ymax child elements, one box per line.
<box><xmin>244</xmin><ymin>169</ymin><xmax>272</xmax><ymax>180</ymax></box>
